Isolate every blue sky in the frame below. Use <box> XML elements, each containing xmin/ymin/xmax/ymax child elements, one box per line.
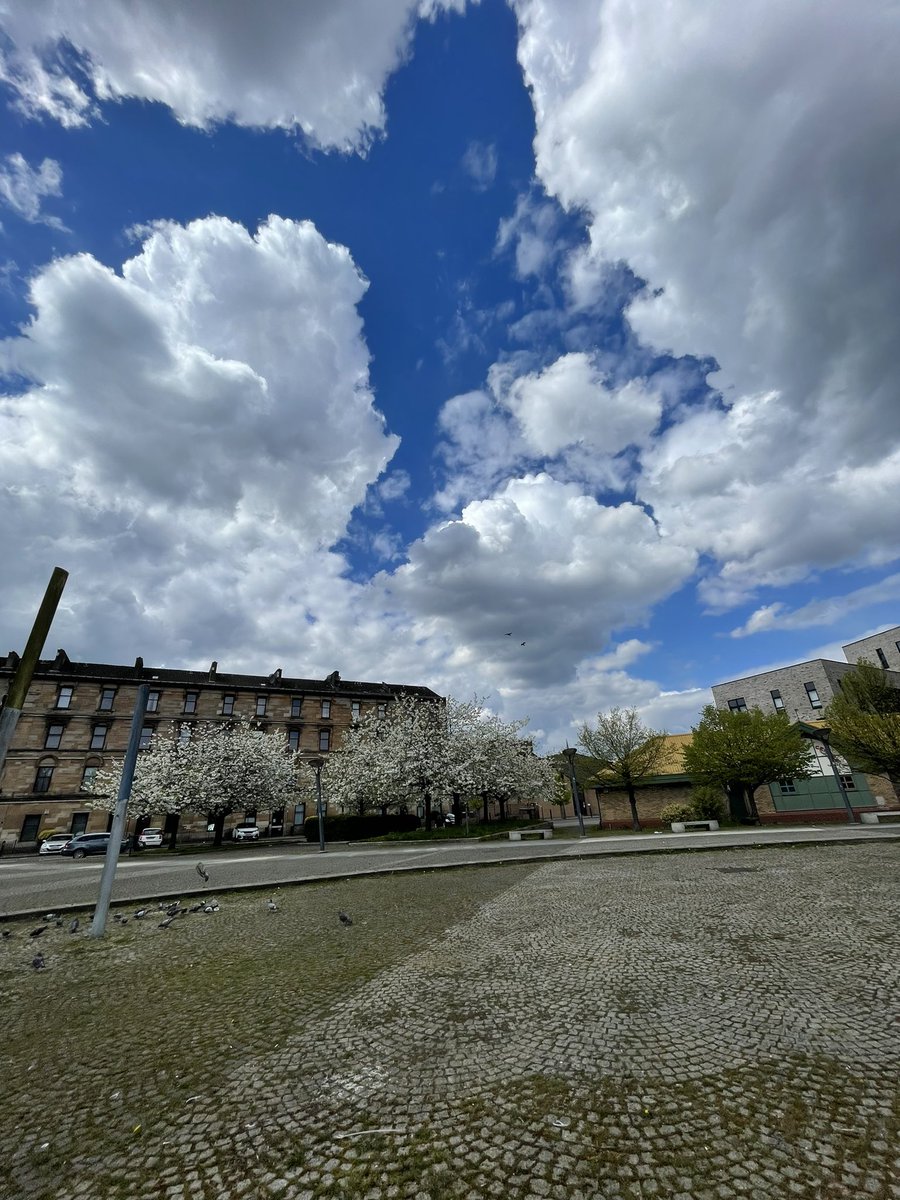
<box><xmin>1</xmin><ymin>0</ymin><xmax>899</xmax><ymax>749</ymax></box>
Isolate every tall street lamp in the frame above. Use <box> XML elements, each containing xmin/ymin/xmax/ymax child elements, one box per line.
<box><xmin>304</xmin><ymin>754</ymin><xmax>327</xmax><ymax>852</ymax></box>
<box><xmin>798</xmin><ymin>724</ymin><xmax>856</xmax><ymax>825</ymax></box>
<box><xmin>561</xmin><ymin>746</ymin><xmax>586</xmax><ymax>838</ymax></box>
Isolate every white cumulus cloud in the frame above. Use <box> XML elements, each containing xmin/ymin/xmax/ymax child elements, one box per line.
<box><xmin>512</xmin><ymin>0</ymin><xmax>900</xmax><ymax>603</ymax></box>
<box><xmin>0</xmin><ymin>0</ymin><xmax>466</xmax><ymax>149</ymax></box>
<box><xmin>0</xmin><ymin>215</ymin><xmax>399</xmax><ymax>665</ymax></box>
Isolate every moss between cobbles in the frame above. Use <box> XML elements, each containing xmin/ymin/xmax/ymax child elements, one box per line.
<box><xmin>3</xmin><ymin>846</ymin><xmax>898</xmax><ymax>1200</ymax></box>
<box><xmin>3</xmin><ymin>866</ymin><xmax>539</xmax><ymax>1200</ymax></box>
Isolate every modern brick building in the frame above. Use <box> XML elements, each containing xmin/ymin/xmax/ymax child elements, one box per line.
<box><xmin>709</xmin><ymin>624</ymin><xmax>900</xmax><ymax>817</ymax></box>
<box><xmin>0</xmin><ymin>649</ymin><xmax>441</xmax><ymax>848</ymax></box>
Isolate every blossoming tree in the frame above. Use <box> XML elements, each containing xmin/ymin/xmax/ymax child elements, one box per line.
<box><xmin>90</xmin><ymin>718</ymin><xmax>302</xmax><ymax>845</ymax></box>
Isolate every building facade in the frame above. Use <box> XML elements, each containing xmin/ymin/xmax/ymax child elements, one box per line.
<box><xmin>709</xmin><ymin>625</ymin><xmax>900</xmax><ymax>817</ymax></box>
<box><xmin>0</xmin><ymin>649</ymin><xmax>441</xmax><ymax>848</ymax></box>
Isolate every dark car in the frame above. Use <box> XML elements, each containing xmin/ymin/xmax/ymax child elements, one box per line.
<box><xmin>60</xmin><ymin>832</ymin><xmax>129</xmax><ymax>859</ymax></box>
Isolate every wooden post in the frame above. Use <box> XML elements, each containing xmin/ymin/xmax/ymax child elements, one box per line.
<box><xmin>0</xmin><ymin>568</ymin><xmax>69</xmax><ymax>774</ymax></box>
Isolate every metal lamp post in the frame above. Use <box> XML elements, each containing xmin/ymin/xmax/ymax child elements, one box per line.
<box><xmin>561</xmin><ymin>746</ymin><xmax>586</xmax><ymax>838</ymax></box>
<box><xmin>799</xmin><ymin>725</ymin><xmax>856</xmax><ymax>825</ymax></box>
<box><xmin>304</xmin><ymin>755</ymin><xmax>326</xmax><ymax>852</ymax></box>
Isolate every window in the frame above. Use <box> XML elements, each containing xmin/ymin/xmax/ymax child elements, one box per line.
<box><xmin>804</xmin><ymin>682</ymin><xmax>822</xmax><ymax>709</ymax></box>
<box><xmin>80</xmin><ymin>766</ymin><xmax>99</xmax><ymax>791</ymax></box>
<box><xmin>256</xmin><ymin>695</ymin><xmax>268</xmax><ymax>717</ymax></box>
<box><xmin>99</xmin><ymin>686</ymin><xmax>116</xmax><ymax>711</ymax></box>
<box><xmin>146</xmin><ymin>689</ymin><xmax>161</xmax><ymax>713</ymax></box>
<box><xmin>320</xmin><ymin>699</ymin><xmax>331</xmax><ymax>719</ymax></box>
<box><xmin>377</xmin><ymin>703</ymin><xmax>386</xmax><ymax>718</ymax></box>
<box><xmin>44</xmin><ymin>723</ymin><xmax>65</xmax><ymax>750</ymax></box>
<box><xmin>178</xmin><ymin>723</ymin><xmax>192</xmax><ymax>745</ymax></box>
<box><xmin>351</xmin><ymin>701</ymin><xmax>361</xmax><ymax>721</ymax></box>
<box><xmin>56</xmin><ymin>685</ymin><xmax>73</xmax><ymax>709</ymax></box>
<box><xmin>770</xmin><ymin>689</ymin><xmax>784</xmax><ymax>711</ymax></box>
<box><xmin>895</xmin><ymin>640</ymin><xmax>900</xmax><ymax>656</ymax></box>
<box><xmin>318</xmin><ymin>728</ymin><xmax>331</xmax><ymax>752</ymax></box>
<box><xmin>727</xmin><ymin>697</ymin><xmax>748</xmax><ymax>713</ymax></box>
<box><xmin>34</xmin><ymin>764</ymin><xmax>54</xmax><ymax>793</ymax></box>
<box><xmin>90</xmin><ymin>724</ymin><xmax>108</xmax><ymax>751</ymax></box>
<box><xmin>222</xmin><ymin>693</ymin><xmax>235</xmax><ymax>716</ymax></box>
<box><xmin>290</xmin><ymin>696</ymin><xmax>303</xmax><ymax>718</ymax></box>
<box><xmin>183</xmin><ymin>691</ymin><xmax>199</xmax><ymax>714</ymax></box>
<box><xmin>287</xmin><ymin>728</ymin><xmax>301</xmax><ymax>752</ymax></box>
<box><xmin>876</xmin><ymin>647</ymin><xmax>889</xmax><ymax>669</ymax></box>
<box><xmin>21</xmin><ymin>814</ymin><xmax>41</xmax><ymax>841</ymax></box>
<box><xmin>139</xmin><ymin>725</ymin><xmax>155</xmax><ymax>750</ymax></box>
<box><xmin>778</xmin><ymin>779</ymin><xmax>796</xmax><ymax>794</ymax></box>
<box><xmin>839</xmin><ymin>774</ymin><xmax>856</xmax><ymax>790</ymax></box>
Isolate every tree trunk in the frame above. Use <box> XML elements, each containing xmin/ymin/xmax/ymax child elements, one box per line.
<box><xmin>482</xmin><ymin>791</ymin><xmax>489</xmax><ymax>824</ymax></box>
<box><xmin>424</xmin><ymin>791</ymin><xmax>433</xmax><ymax>831</ymax></box>
<box><xmin>213</xmin><ymin>812</ymin><xmax>225</xmax><ymax>846</ymax></box>
<box><xmin>498</xmin><ymin>795</ymin><xmax>507</xmax><ymax>822</ymax></box>
<box><xmin>452</xmin><ymin>791</ymin><xmax>462</xmax><ymax>823</ymax></box>
<box><xmin>745</xmin><ymin>784</ymin><xmax>761</xmax><ymax>822</ymax></box>
<box><xmin>626</xmin><ymin>783</ymin><xmax>641</xmax><ymax>831</ymax></box>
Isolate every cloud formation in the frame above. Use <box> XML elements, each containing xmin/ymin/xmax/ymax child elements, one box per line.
<box><xmin>384</xmin><ymin>472</ymin><xmax>695</xmax><ymax>686</ymax></box>
<box><xmin>0</xmin><ymin>0</ymin><xmax>464</xmax><ymax>149</ymax></box>
<box><xmin>0</xmin><ymin>153</ymin><xmax>64</xmax><ymax>227</ymax></box>
<box><xmin>0</xmin><ymin>215</ymin><xmax>398</xmax><ymax>663</ymax></box>
<box><xmin>512</xmin><ymin>0</ymin><xmax>900</xmax><ymax>603</ymax></box>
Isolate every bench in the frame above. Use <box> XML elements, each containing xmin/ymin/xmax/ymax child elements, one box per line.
<box><xmin>860</xmin><ymin>810</ymin><xmax>900</xmax><ymax>825</ymax></box>
<box><xmin>508</xmin><ymin>829</ymin><xmax>553</xmax><ymax>841</ymax></box>
<box><xmin>670</xmin><ymin>819</ymin><xmax>720</xmax><ymax>833</ymax></box>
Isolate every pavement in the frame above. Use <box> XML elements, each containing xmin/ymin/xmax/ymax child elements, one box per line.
<box><xmin>2</xmin><ymin>839</ymin><xmax>898</xmax><ymax>1200</ymax></box>
<box><xmin>1</xmin><ymin>822</ymin><xmax>898</xmax><ymax>918</ymax></box>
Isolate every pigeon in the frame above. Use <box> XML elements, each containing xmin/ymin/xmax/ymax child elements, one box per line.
<box><xmin>69</xmin><ymin>919</ymin><xmax>79</xmax><ymax>934</ymax></box>
<box><xmin>120</xmin><ymin>918</ymin><xmax>128</xmax><ymax>926</ymax></box>
<box><xmin>520</xmin><ymin>641</ymin><xmax>526</xmax><ymax>646</ymax></box>
<box><xmin>29</xmin><ymin>926</ymin><xmax>48</xmax><ymax>938</ymax></box>
<box><xmin>43</xmin><ymin>913</ymin><xmax>58</xmax><ymax>921</ymax></box>
<box><xmin>134</xmin><ymin>909</ymin><xmax>148</xmax><ymax>920</ymax></box>
<box><xmin>189</xmin><ymin>903</ymin><xmax>205</xmax><ymax>913</ymax></box>
<box><xmin>196</xmin><ymin>862</ymin><xmax>209</xmax><ymax>883</ymax></box>
<box><xmin>31</xmin><ymin>952</ymin><xmax>46</xmax><ymax>970</ymax></box>
<box><xmin>203</xmin><ymin>904</ymin><xmax>219</xmax><ymax>914</ymax></box>
<box><xmin>54</xmin><ymin>919</ymin><xmax>62</xmax><ymax>928</ymax></box>
<box><xmin>266</xmin><ymin>900</ymin><xmax>279</xmax><ymax>912</ymax></box>
<box><xmin>158</xmin><ymin>916</ymin><xmax>174</xmax><ymax>929</ymax></box>
<box><xmin>2</xmin><ymin>930</ymin><xmax>11</xmax><ymax>939</ymax></box>
<box><xmin>338</xmin><ymin>911</ymin><xmax>353</xmax><ymax>927</ymax></box>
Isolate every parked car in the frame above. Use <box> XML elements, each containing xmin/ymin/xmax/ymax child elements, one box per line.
<box><xmin>137</xmin><ymin>827</ymin><xmax>164</xmax><ymax>848</ymax></box>
<box><xmin>39</xmin><ymin>832</ymin><xmax>76</xmax><ymax>855</ymax></box>
<box><xmin>444</xmin><ymin>813</ymin><xmax>456</xmax><ymax>826</ymax></box>
<box><xmin>232</xmin><ymin>824</ymin><xmax>260</xmax><ymax>841</ymax></box>
<box><xmin>60</xmin><ymin>832</ymin><xmax>129</xmax><ymax>859</ymax></box>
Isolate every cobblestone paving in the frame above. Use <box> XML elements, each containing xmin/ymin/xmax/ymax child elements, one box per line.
<box><xmin>3</xmin><ymin>844</ymin><xmax>898</xmax><ymax>1199</ymax></box>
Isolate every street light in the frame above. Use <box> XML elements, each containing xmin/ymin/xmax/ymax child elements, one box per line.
<box><xmin>798</xmin><ymin>724</ymin><xmax>856</xmax><ymax>825</ymax></box>
<box><xmin>561</xmin><ymin>746</ymin><xmax>586</xmax><ymax>838</ymax></box>
<box><xmin>303</xmin><ymin>754</ymin><xmax>327</xmax><ymax>852</ymax></box>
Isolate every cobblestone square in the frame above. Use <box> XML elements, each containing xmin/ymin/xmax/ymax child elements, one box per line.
<box><xmin>2</xmin><ymin>843</ymin><xmax>898</xmax><ymax>1199</ymax></box>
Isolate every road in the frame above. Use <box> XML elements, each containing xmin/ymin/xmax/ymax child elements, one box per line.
<box><xmin>1</xmin><ymin>822</ymin><xmax>897</xmax><ymax>918</ymax></box>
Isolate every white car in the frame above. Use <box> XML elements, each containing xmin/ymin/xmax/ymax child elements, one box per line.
<box><xmin>39</xmin><ymin>832</ymin><xmax>75</xmax><ymax>855</ymax></box>
<box><xmin>232</xmin><ymin>824</ymin><xmax>260</xmax><ymax>841</ymax></box>
<box><xmin>137</xmin><ymin>827</ymin><xmax>164</xmax><ymax>848</ymax></box>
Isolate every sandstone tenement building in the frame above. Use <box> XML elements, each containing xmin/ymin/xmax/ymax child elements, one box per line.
<box><xmin>0</xmin><ymin>649</ymin><xmax>441</xmax><ymax>847</ymax></box>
